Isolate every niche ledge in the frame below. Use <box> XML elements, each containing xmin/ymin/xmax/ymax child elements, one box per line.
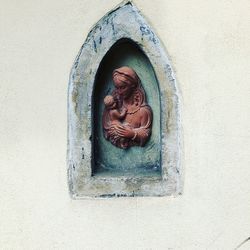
<box><xmin>67</xmin><ymin>0</ymin><xmax>182</xmax><ymax>198</ymax></box>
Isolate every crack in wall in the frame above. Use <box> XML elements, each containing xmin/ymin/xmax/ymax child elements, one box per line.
<box><xmin>235</xmin><ymin>237</ymin><xmax>250</xmax><ymax>249</ymax></box>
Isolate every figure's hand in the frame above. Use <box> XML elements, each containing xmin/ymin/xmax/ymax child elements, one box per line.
<box><xmin>108</xmin><ymin>125</ymin><xmax>117</xmax><ymax>136</ymax></box>
<box><xmin>115</xmin><ymin>124</ymin><xmax>135</xmax><ymax>139</ymax></box>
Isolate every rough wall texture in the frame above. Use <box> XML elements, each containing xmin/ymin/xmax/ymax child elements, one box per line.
<box><xmin>1</xmin><ymin>0</ymin><xmax>250</xmax><ymax>249</ymax></box>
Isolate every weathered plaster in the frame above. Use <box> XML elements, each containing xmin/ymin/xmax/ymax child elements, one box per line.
<box><xmin>68</xmin><ymin>0</ymin><xmax>182</xmax><ymax>198</ymax></box>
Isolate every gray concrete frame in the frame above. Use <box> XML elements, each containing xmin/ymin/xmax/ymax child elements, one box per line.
<box><xmin>67</xmin><ymin>0</ymin><xmax>182</xmax><ymax>198</ymax></box>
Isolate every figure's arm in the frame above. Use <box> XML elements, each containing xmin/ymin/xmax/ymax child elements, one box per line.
<box><xmin>115</xmin><ymin>106</ymin><xmax>152</xmax><ymax>146</ymax></box>
<box><xmin>132</xmin><ymin>107</ymin><xmax>152</xmax><ymax>146</ymax></box>
<box><xmin>119</xmin><ymin>108</ymin><xmax>127</xmax><ymax>119</ymax></box>
<box><xmin>111</xmin><ymin>109</ymin><xmax>127</xmax><ymax>120</ymax></box>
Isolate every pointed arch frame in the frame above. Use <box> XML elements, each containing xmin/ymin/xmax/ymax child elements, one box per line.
<box><xmin>67</xmin><ymin>1</ymin><xmax>182</xmax><ymax>198</ymax></box>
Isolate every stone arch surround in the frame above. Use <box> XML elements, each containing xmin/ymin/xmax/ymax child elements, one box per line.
<box><xmin>67</xmin><ymin>0</ymin><xmax>182</xmax><ymax>198</ymax></box>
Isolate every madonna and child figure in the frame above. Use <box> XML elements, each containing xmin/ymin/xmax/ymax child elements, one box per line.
<box><xmin>102</xmin><ymin>66</ymin><xmax>153</xmax><ymax>149</ymax></box>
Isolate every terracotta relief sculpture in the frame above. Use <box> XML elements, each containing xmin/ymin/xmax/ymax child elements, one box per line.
<box><xmin>102</xmin><ymin>66</ymin><xmax>153</xmax><ymax>149</ymax></box>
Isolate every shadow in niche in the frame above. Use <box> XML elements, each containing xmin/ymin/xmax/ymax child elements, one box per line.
<box><xmin>92</xmin><ymin>39</ymin><xmax>161</xmax><ymax>177</ymax></box>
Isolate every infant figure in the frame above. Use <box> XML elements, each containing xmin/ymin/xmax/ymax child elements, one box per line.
<box><xmin>103</xmin><ymin>95</ymin><xmax>129</xmax><ymax>149</ymax></box>
<box><xmin>103</xmin><ymin>95</ymin><xmax>127</xmax><ymax>125</ymax></box>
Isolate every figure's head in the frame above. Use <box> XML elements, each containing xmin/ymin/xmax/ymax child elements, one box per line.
<box><xmin>104</xmin><ymin>95</ymin><xmax>116</xmax><ymax>109</ymax></box>
<box><xmin>112</xmin><ymin>66</ymin><xmax>140</xmax><ymax>99</ymax></box>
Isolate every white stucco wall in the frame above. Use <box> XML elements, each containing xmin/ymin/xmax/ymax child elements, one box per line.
<box><xmin>1</xmin><ymin>0</ymin><xmax>250</xmax><ymax>249</ymax></box>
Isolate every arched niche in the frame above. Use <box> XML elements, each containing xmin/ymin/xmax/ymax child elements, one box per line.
<box><xmin>68</xmin><ymin>0</ymin><xmax>182</xmax><ymax>198</ymax></box>
<box><xmin>93</xmin><ymin>38</ymin><xmax>161</xmax><ymax>176</ymax></box>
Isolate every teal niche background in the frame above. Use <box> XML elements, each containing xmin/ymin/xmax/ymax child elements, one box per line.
<box><xmin>93</xmin><ymin>39</ymin><xmax>161</xmax><ymax>177</ymax></box>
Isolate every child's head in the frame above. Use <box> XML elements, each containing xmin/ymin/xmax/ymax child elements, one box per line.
<box><xmin>104</xmin><ymin>95</ymin><xmax>116</xmax><ymax>109</ymax></box>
